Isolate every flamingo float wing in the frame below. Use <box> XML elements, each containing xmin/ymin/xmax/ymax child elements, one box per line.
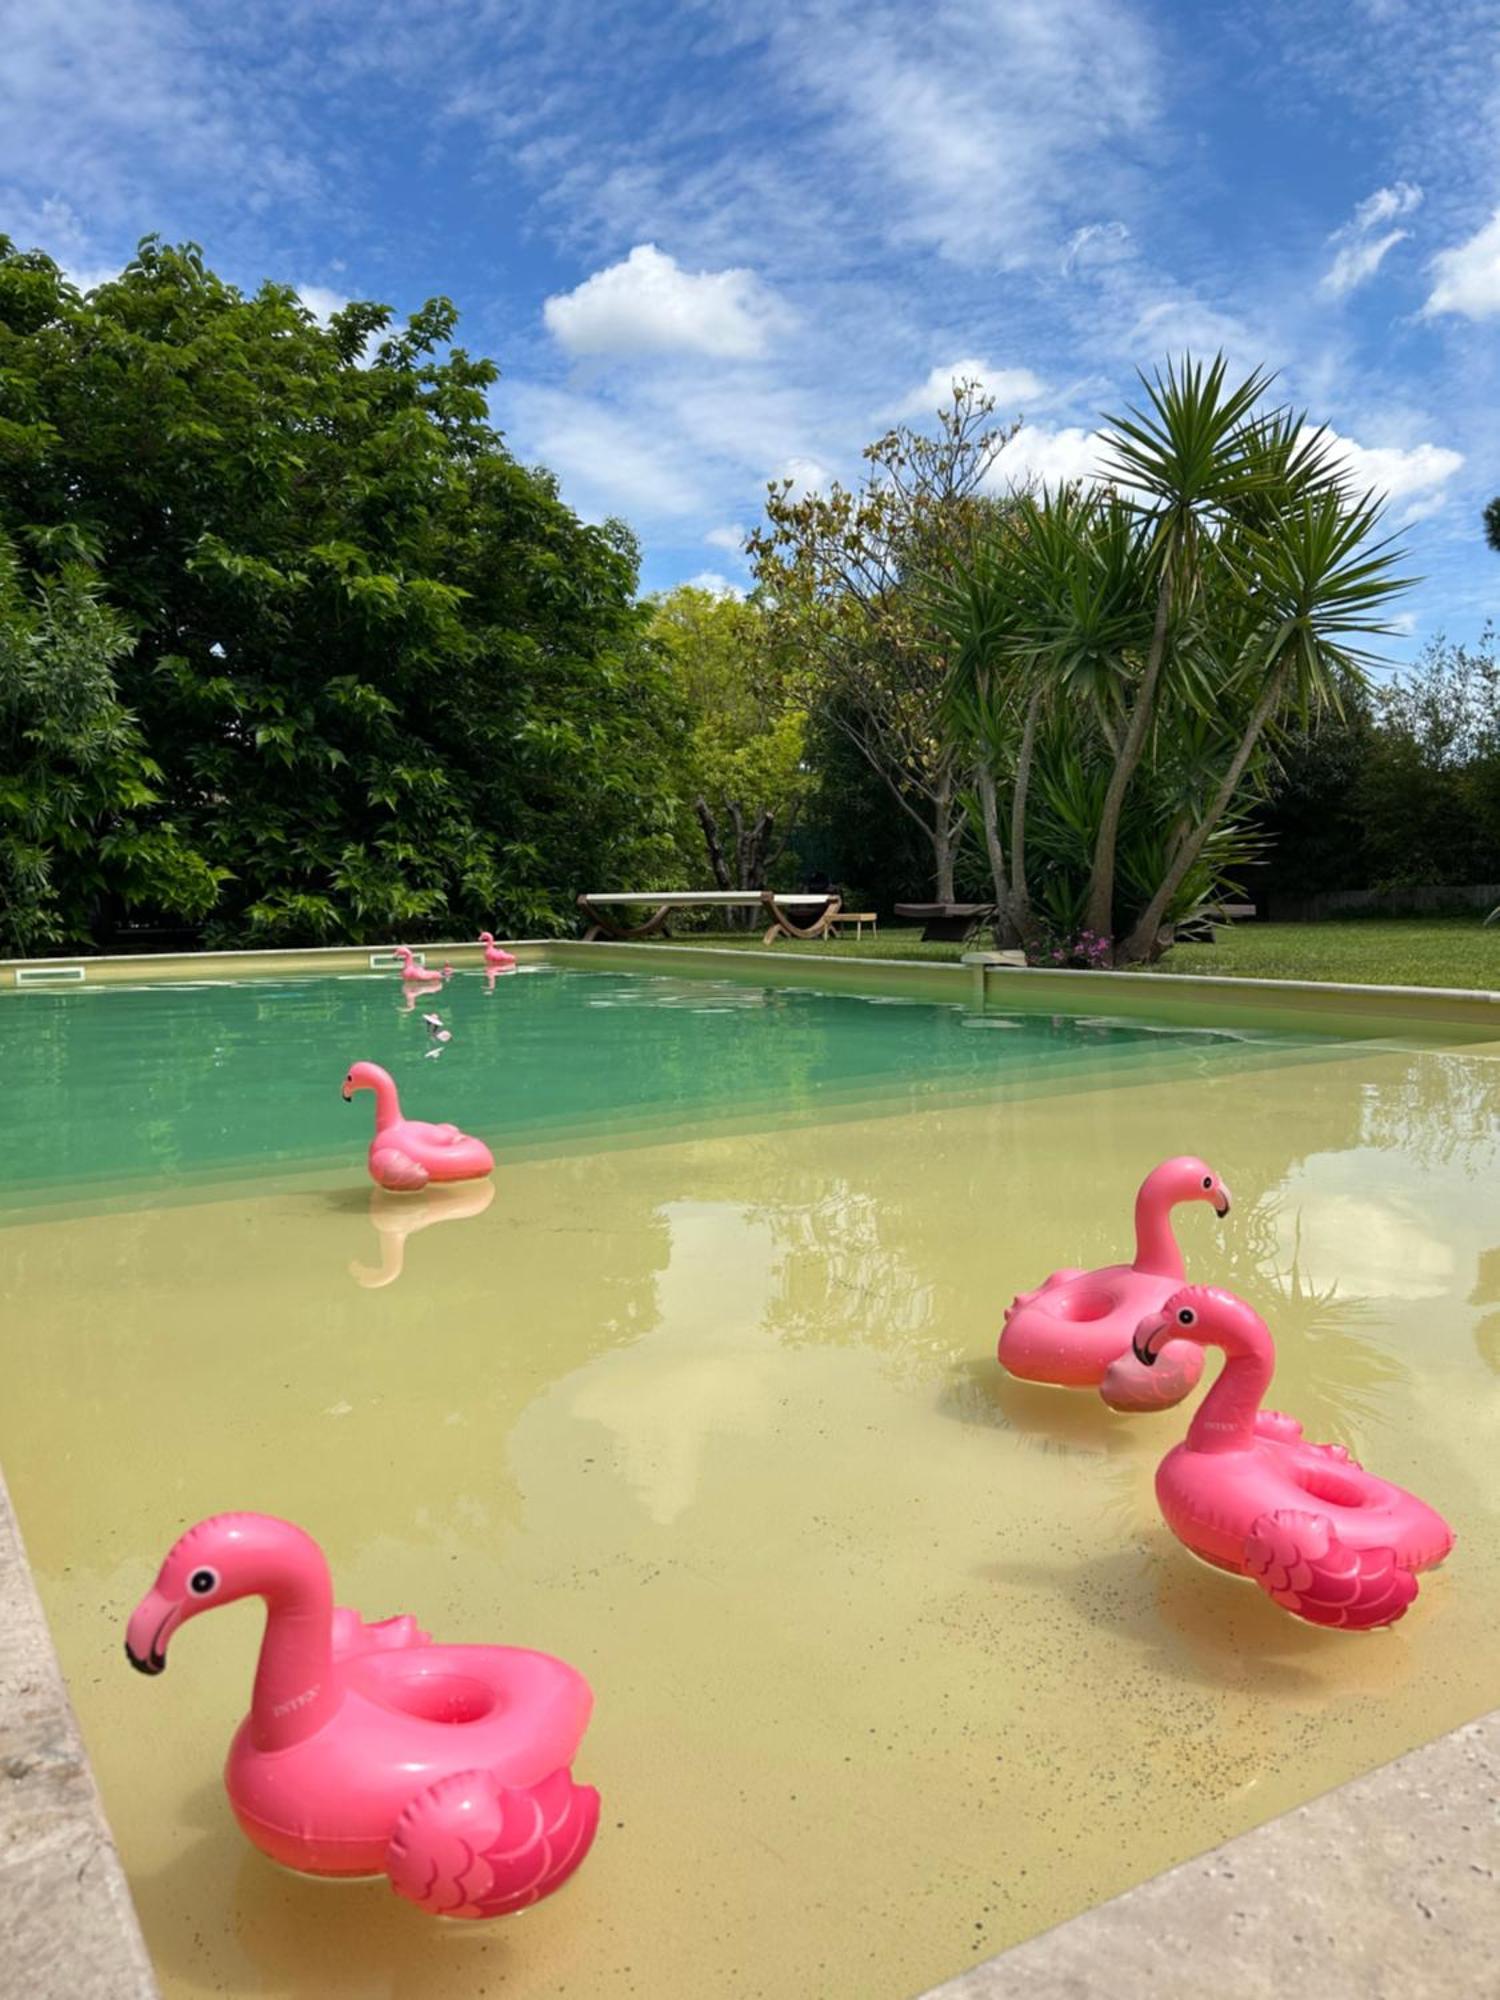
<box><xmin>1244</xmin><ymin>1509</ymin><xmax>1419</xmax><ymax>1631</ymax></box>
<box><xmin>1099</xmin><ymin>1342</ymin><xmax>1203</xmax><ymax>1413</ymax></box>
<box><xmin>386</xmin><ymin>1767</ymin><xmax>601</xmax><ymax>1919</ymax></box>
<box><xmin>369</xmin><ymin>1147</ymin><xmax>430</xmax><ymax>1191</ymax></box>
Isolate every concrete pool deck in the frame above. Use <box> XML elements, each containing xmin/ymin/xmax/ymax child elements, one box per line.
<box><xmin>0</xmin><ymin>1464</ymin><xmax>156</xmax><ymax>1998</ymax></box>
<box><xmin>920</xmin><ymin>1709</ymin><xmax>1499</xmax><ymax>1998</ymax></box>
<box><xmin>2</xmin><ymin>938</ymin><xmax>1498</xmax><ymax>1994</ymax></box>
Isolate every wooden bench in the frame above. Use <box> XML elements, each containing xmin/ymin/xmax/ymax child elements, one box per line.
<box><xmin>893</xmin><ymin>902</ymin><xmax>996</xmax><ymax>942</ymax></box>
<box><xmin>577</xmin><ymin>890</ymin><xmax>841</xmax><ymax>944</ymax></box>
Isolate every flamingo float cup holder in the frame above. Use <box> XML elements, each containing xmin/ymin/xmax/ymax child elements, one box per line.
<box><xmin>125</xmin><ymin>1514</ymin><xmax>600</xmax><ymax>1917</ymax></box>
<box><xmin>1134</xmin><ymin>1286</ymin><xmax>1455</xmax><ymax>1630</ymax></box>
<box><xmin>999</xmin><ymin>1156</ymin><xmax>1232</xmax><ymax>1412</ymax></box>
<box><xmin>343</xmin><ymin>1061</ymin><xmax>493</xmax><ymax>1192</ymax></box>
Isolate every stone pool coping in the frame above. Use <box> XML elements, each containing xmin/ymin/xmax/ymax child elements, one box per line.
<box><xmin>919</xmin><ymin>1706</ymin><xmax>1499</xmax><ymax>1999</ymax></box>
<box><xmin>3</xmin><ymin>936</ymin><xmax>1498</xmax><ymax>1993</ymax></box>
<box><xmin>6</xmin><ymin>934</ymin><xmax>1500</xmax><ymax>1040</ymax></box>
<box><xmin>0</xmin><ymin>1464</ymin><xmax>157</xmax><ymax>1998</ymax></box>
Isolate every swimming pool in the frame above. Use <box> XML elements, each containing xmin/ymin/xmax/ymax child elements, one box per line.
<box><xmin>2</xmin><ymin>964</ymin><xmax>1498</xmax><ymax>1997</ymax></box>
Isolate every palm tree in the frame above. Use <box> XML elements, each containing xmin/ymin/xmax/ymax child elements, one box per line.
<box><xmin>1117</xmin><ymin>478</ymin><xmax>1409</xmax><ymax>962</ymax></box>
<box><xmin>931</xmin><ymin>353</ymin><xmax>1413</xmax><ymax>965</ymax></box>
<box><xmin>1087</xmin><ymin>355</ymin><xmax>1274</xmax><ymax>941</ymax></box>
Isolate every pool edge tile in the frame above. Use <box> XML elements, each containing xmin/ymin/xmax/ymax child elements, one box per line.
<box><xmin>0</xmin><ymin>1462</ymin><xmax>160</xmax><ymax>1999</ymax></box>
<box><xmin>916</xmin><ymin>1705</ymin><xmax>1500</xmax><ymax>1999</ymax></box>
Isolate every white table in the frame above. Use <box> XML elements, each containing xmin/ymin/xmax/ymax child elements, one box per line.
<box><xmin>576</xmin><ymin>890</ymin><xmax>842</xmax><ymax>943</ymax></box>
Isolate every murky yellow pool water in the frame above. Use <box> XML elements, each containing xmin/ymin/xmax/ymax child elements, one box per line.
<box><xmin>2</xmin><ymin>971</ymin><xmax>1498</xmax><ymax>1998</ymax></box>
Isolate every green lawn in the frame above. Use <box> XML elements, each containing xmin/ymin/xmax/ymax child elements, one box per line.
<box><xmin>627</xmin><ymin>916</ymin><xmax>1500</xmax><ymax>991</ymax></box>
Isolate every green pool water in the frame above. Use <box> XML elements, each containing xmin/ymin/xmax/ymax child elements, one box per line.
<box><xmin>3</xmin><ymin>965</ymin><xmax>1331</xmax><ymax>1208</ymax></box>
<box><xmin>1</xmin><ymin>965</ymin><xmax>1498</xmax><ymax>2000</ymax></box>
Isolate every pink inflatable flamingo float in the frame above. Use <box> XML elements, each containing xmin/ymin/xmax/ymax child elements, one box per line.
<box><xmin>394</xmin><ymin>946</ymin><xmax>441</xmax><ymax>987</ymax></box>
<box><xmin>1134</xmin><ymin>1286</ymin><xmax>1454</xmax><ymax>1629</ymax></box>
<box><xmin>126</xmin><ymin>1514</ymin><xmax>599</xmax><ymax>1916</ymax></box>
<box><xmin>479</xmin><ymin>931</ymin><xmax>517</xmax><ymax>971</ymax></box>
<box><xmin>343</xmin><ymin>1061</ymin><xmax>493</xmax><ymax>1191</ymax></box>
<box><xmin>1000</xmin><ymin>1157</ymin><xmax>1231</xmax><ymax>1412</ymax></box>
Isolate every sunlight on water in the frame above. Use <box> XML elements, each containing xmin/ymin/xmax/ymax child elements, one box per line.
<box><xmin>1</xmin><ymin>969</ymin><xmax>1498</xmax><ymax>1997</ymax></box>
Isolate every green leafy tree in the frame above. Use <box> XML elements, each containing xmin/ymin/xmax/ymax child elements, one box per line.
<box><xmin>650</xmin><ymin>585</ymin><xmax>809</xmax><ymax>912</ymax></box>
<box><xmin>1356</xmin><ymin>629</ymin><xmax>1500</xmax><ymax>888</ymax></box>
<box><xmin>748</xmin><ymin>384</ymin><xmax>1018</xmax><ymax>903</ymax></box>
<box><xmin>0</xmin><ymin>539</ymin><xmax>222</xmax><ymax>953</ymax></box>
<box><xmin>0</xmin><ymin>235</ymin><xmax>681</xmax><ymax>947</ymax></box>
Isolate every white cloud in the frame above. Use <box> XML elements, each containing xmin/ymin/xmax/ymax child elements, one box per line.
<box><xmin>1063</xmin><ymin>221</ymin><xmax>1133</xmax><ymax>272</ymax></box>
<box><xmin>296</xmin><ymin>283</ymin><xmax>350</xmax><ymax>325</ymax></box>
<box><xmin>1310</xmin><ymin>426</ymin><xmax>1463</xmax><ymax>522</ymax></box>
<box><xmin>543</xmin><ymin>243</ymin><xmax>789</xmax><ymax>359</ymax></box>
<box><xmin>977</xmin><ymin>418</ymin><xmax>1462</xmax><ymax>522</ymax></box>
<box><xmin>1424</xmin><ymin>209</ymin><xmax>1500</xmax><ymax>318</ymax></box>
<box><xmin>1129</xmin><ymin>295</ymin><xmax>1255</xmax><ymax>365</ymax></box>
<box><xmin>1320</xmin><ymin>182</ymin><xmax>1421</xmax><ymax>297</ymax></box>
<box><xmin>682</xmin><ymin>570</ymin><xmax>745</xmax><ymax>599</ymax></box>
<box><xmin>761</xmin><ymin>0</ymin><xmax>1160</xmax><ymax>265</ymax></box>
<box><xmin>704</xmin><ymin>523</ymin><xmax>747</xmax><ymax>553</ymax></box>
<box><xmin>896</xmin><ymin>357</ymin><xmax>1044</xmax><ymax>417</ymax></box>
<box><xmin>1321</xmin><ymin>229</ymin><xmax>1409</xmax><ymax>298</ymax></box>
<box><xmin>1351</xmin><ymin>181</ymin><xmax>1423</xmax><ymax>231</ymax></box>
<box><xmin>986</xmin><ymin>424</ymin><xmax>1107</xmax><ymax>493</ymax></box>
<box><xmin>772</xmin><ymin>455</ymin><xmax>831</xmax><ymax>500</ymax></box>
<box><xmin>509</xmin><ymin>385</ymin><xmax>709</xmax><ymax>520</ymax></box>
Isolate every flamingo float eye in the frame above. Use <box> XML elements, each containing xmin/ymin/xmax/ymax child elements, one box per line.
<box><xmin>189</xmin><ymin>1567</ymin><xmax>220</xmax><ymax>1597</ymax></box>
<box><xmin>1202</xmin><ymin>1176</ymin><xmax>1213</xmax><ymax>1190</ymax></box>
<box><xmin>1177</xmin><ymin>1307</ymin><xmax>1196</xmax><ymax>1326</ymax></box>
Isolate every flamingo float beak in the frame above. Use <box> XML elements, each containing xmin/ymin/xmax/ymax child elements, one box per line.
<box><xmin>1132</xmin><ymin>1315</ymin><xmax>1166</xmax><ymax>1369</ymax></box>
<box><xmin>341</xmin><ymin>1079</ymin><xmax>353</xmax><ymax>1102</ymax></box>
<box><xmin>124</xmin><ymin>1591</ymin><xmax>182</xmax><ymax>1676</ymax></box>
<box><xmin>1213</xmin><ymin>1189</ymin><xmax>1232</xmax><ymax>1218</ymax></box>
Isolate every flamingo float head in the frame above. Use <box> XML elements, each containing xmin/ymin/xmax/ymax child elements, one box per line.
<box><xmin>1144</xmin><ymin>1156</ymin><xmax>1232</xmax><ymax>1219</ymax></box>
<box><xmin>125</xmin><ymin>1513</ymin><xmax>324</xmax><ymax>1675</ymax></box>
<box><xmin>342</xmin><ymin>1060</ymin><xmax>393</xmax><ymax>1103</ymax></box>
<box><xmin>1132</xmin><ymin>1284</ymin><xmax>1262</xmax><ymax>1370</ymax></box>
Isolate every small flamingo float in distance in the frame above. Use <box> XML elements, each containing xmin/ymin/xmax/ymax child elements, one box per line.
<box><xmin>479</xmin><ymin>931</ymin><xmax>517</xmax><ymax>971</ymax></box>
<box><xmin>1134</xmin><ymin>1285</ymin><xmax>1454</xmax><ymax>1630</ymax></box>
<box><xmin>342</xmin><ymin>1060</ymin><xmax>492</xmax><ymax>1190</ymax></box>
<box><xmin>1000</xmin><ymin>1157</ymin><xmax>1231</xmax><ymax>1413</ymax></box>
<box><xmin>125</xmin><ymin>1513</ymin><xmax>599</xmax><ymax>1917</ymax></box>
<box><xmin>394</xmin><ymin>945</ymin><xmax>441</xmax><ymax>986</ymax></box>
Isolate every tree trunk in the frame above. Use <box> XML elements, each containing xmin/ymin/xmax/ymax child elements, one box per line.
<box><xmin>975</xmin><ymin>764</ymin><xmax>1018</xmax><ymax>947</ymax></box>
<box><xmin>932</xmin><ymin>765</ymin><xmax>957</xmax><ymax>901</ymax></box>
<box><xmin>1009</xmin><ymin>684</ymin><xmax>1042</xmax><ymax>949</ymax></box>
<box><xmin>1084</xmin><ymin>553</ymin><xmax>1175</xmax><ymax>948</ymax></box>
<box><xmin>695</xmin><ymin>797</ymin><xmax>781</xmax><ymax>929</ymax></box>
<box><xmin>695</xmin><ymin>798</ymin><xmax>733</xmax><ymax>890</ymax></box>
<box><xmin>1116</xmin><ymin>658</ymin><xmax>1288</xmax><ymax>965</ymax></box>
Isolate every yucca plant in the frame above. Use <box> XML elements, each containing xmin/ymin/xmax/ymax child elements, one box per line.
<box><xmin>931</xmin><ymin>351</ymin><xmax>1413</xmax><ymax>966</ymax></box>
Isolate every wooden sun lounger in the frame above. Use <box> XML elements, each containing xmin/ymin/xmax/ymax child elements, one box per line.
<box><xmin>577</xmin><ymin>890</ymin><xmax>842</xmax><ymax>944</ymax></box>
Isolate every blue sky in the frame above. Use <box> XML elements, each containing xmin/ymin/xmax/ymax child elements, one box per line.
<box><xmin>3</xmin><ymin>0</ymin><xmax>1499</xmax><ymax>660</ymax></box>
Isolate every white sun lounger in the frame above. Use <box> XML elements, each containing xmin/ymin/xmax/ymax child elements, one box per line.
<box><xmin>576</xmin><ymin>889</ymin><xmax>842</xmax><ymax>943</ymax></box>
